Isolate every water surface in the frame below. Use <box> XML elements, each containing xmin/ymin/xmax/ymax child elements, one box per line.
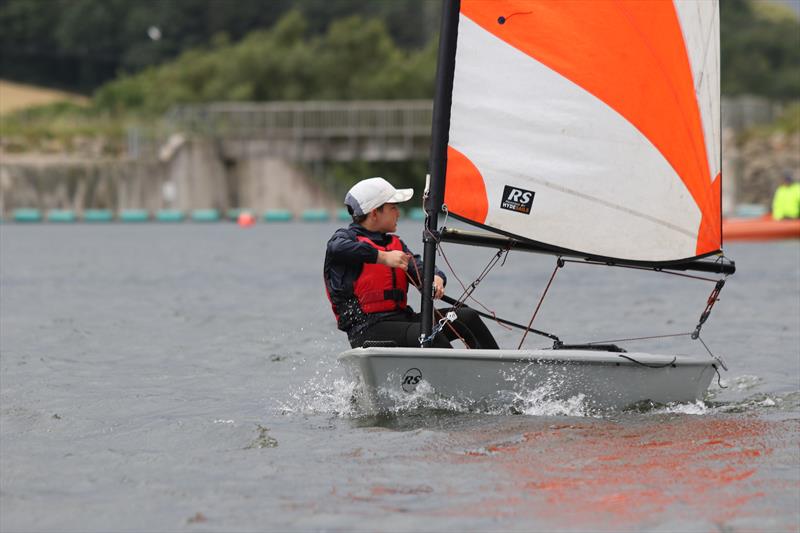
<box><xmin>1</xmin><ymin>222</ymin><xmax>798</xmax><ymax>532</ymax></box>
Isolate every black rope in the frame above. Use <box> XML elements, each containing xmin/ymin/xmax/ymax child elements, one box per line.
<box><xmin>518</xmin><ymin>259</ymin><xmax>563</xmax><ymax>349</ymax></box>
<box><xmin>436</xmin><ymin>242</ymin><xmax>515</xmax><ymax>332</ymax></box>
<box><xmin>618</xmin><ymin>354</ymin><xmax>677</xmax><ymax>368</ymax></box>
<box><xmin>426</xmin><ymin>223</ymin><xmax>733</xmax><ymax>363</ymax></box>
<box><xmin>406</xmin><ymin>255</ymin><xmax>469</xmax><ymax>347</ymax></box>
<box><xmin>559</xmin><ymin>258</ymin><xmax>731</xmax><ymax>371</ymax></box>
<box><xmin>441</xmin><ymin>246</ymin><xmax>507</xmax><ymax>309</ymax></box>
<box><xmin>440</xmin><ymin>294</ymin><xmax>561</xmax><ymax>342</ymax></box>
<box><xmin>712</xmin><ymin>364</ymin><xmax>727</xmax><ymax>389</ymax></box>
<box><xmin>586</xmin><ymin>332</ymin><xmax>693</xmax><ymax>345</ymax></box>
<box><xmin>697</xmin><ymin>335</ymin><xmax>728</xmax><ymax>371</ymax></box>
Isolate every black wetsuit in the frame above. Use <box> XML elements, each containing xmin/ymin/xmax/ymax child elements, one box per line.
<box><xmin>324</xmin><ymin>223</ymin><xmax>498</xmax><ymax>349</ymax></box>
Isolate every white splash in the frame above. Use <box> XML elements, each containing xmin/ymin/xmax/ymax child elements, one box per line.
<box><xmin>375</xmin><ymin>377</ymin><xmax>594</xmax><ymax>418</ymax></box>
<box><xmin>277</xmin><ymin>364</ymin><xmax>361</xmax><ymax>418</ymax></box>
<box><xmin>654</xmin><ymin>400</ymin><xmax>710</xmax><ymax>415</ymax></box>
<box><xmin>375</xmin><ymin>380</ymin><xmax>468</xmax><ymax>413</ymax></box>
<box><xmin>508</xmin><ymin>383</ymin><xmax>591</xmax><ymax>417</ymax></box>
<box><xmin>718</xmin><ymin>374</ymin><xmax>763</xmax><ymax>392</ymax></box>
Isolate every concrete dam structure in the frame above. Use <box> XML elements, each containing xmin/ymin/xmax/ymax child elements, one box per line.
<box><xmin>0</xmin><ymin>97</ymin><xmax>791</xmax><ymax>217</ymax></box>
<box><xmin>0</xmin><ymin>100</ymin><xmax>434</xmax><ymax>215</ymax></box>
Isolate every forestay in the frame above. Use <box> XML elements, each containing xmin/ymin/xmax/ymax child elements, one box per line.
<box><xmin>442</xmin><ymin>0</ymin><xmax>721</xmax><ymax>264</ymax></box>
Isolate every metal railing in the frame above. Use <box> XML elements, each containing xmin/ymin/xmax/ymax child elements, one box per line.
<box><xmin>164</xmin><ymin>100</ymin><xmax>434</xmax><ymax>140</ymax></box>
<box><xmin>721</xmin><ymin>96</ymin><xmax>790</xmax><ymax>130</ymax></box>
<box><xmin>165</xmin><ymin>97</ymin><xmax>794</xmax><ymax>140</ymax></box>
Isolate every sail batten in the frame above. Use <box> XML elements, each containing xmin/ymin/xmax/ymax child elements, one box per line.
<box><xmin>442</xmin><ymin>0</ymin><xmax>722</xmax><ymax>264</ymax></box>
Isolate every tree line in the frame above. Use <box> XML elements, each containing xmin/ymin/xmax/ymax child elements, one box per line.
<box><xmin>0</xmin><ymin>0</ymin><xmax>440</xmax><ymax>93</ymax></box>
<box><xmin>721</xmin><ymin>0</ymin><xmax>799</xmax><ymax>100</ymax></box>
<box><xmin>1</xmin><ymin>0</ymin><xmax>797</xmax><ymax>108</ymax></box>
<box><xmin>93</xmin><ymin>10</ymin><xmax>438</xmax><ymax>115</ymax></box>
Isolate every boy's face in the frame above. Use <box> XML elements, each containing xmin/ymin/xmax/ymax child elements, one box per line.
<box><xmin>372</xmin><ymin>203</ymin><xmax>400</xmax><ymax>233</ymax></box>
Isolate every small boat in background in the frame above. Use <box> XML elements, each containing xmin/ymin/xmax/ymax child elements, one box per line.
<box><xmin>723</xmin><ymin>215</ymin><xmax>800</xmax><ymax>241</ymax></box>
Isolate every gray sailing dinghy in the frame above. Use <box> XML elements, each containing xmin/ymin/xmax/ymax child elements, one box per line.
<box><xmin>338</xmin><ymin>0</ymin><xmax>735</xmax><ymax>412</ymax></box>
<box><xmin>339</xmin><ymin>348</ymin><xmax>717</xmax><ymax>413</ymax></box>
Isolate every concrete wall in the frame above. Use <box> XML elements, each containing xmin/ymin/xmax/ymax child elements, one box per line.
<box><xmin>0</xmin><ymin>156</ymin><xmax>163</xmax><ymax>212</ymax></box>
<box><xmin>234</xmin><ymin>157</ymin><xmax>337</xmax><ymax>212</ymax></box>
<box><xmin>0</xmin><ymin>139</ymin><xmax>338</xmax><ymax>213</ymax></box>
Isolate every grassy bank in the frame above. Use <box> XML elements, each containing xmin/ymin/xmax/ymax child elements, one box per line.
<box><xmin>0</xmin><ymin>80</ymin><xmax>88</xmax><ymax>115</ymax></box>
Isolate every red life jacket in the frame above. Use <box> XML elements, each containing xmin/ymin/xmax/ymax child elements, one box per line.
<box><xmin>327</xmin><ymin>235</ymin><xmax>409</xmax><ymax>320</ymax></box>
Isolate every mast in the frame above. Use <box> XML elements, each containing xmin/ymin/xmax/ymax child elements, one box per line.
<box><xmin>421</xmin><ymin>0</ymin><xmax>460</xmax><ymax>347</ymax></box>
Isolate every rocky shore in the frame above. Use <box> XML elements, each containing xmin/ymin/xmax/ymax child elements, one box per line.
<box><xmin>730</xmin><ymin>130</ymin><xmax>800</xmax><ymax>208</ymax></box>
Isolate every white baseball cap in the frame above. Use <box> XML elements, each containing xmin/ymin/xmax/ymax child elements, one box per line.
<box><xmin>344</xmin><ymin>177</ymin><xmax>413</xmax><ymax>216</ymax></box>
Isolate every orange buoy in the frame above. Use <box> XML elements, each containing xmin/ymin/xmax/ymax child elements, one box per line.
<box><xmin>237</xmin><ymin>212</ymin><xmax>256</xmax><ymax>227</ymax></box>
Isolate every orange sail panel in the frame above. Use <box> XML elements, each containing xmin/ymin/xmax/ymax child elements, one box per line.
<box><xmin>445</xmin><ymin>0</ymin><xmax>722</xmax><ymax>262</ymax></box>
<box><xmin>444</xmin><ymin>146</ymin><xmax>488</xmax><ymax>224</ymax></box>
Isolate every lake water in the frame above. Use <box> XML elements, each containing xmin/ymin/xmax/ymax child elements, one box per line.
<box><xmin>1</xmin><ymin>222</ymin><xmax>798</xmax><ymax>532</ymax></box>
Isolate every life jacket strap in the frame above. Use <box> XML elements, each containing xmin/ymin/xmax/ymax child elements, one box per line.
<box><xmin>383</xmin><ymin>289</ymin><xmax>406</xmax><ymax>302</ymax></box>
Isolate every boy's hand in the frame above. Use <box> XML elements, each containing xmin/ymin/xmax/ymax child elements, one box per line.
<box><xmin>378</xmin><ymin>250</ymin><xmax>410</xmax><ymax>271</ymax></box>
<box><xmin>433</xmin><ymin>275</ymin><xmax>445</xmax><ymax>299</ymax></box>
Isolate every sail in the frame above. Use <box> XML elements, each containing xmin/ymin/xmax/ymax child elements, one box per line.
<box><xmin>441</xmin><ymin>0</ymin><xmax>721</xmax><ymax>263</ymax></box>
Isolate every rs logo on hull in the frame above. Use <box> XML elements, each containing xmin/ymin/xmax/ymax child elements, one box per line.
<box><xmin>401</xmin><ymin>368</ymin><xmax>422</xmax><ymax>393</ymax></box>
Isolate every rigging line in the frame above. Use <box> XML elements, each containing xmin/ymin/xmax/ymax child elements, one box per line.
<box><xmin>436</xmin><ymin>242</ymin><xmax>486</xmax><ymax>303</ymax></box>
<box><xmin>697</xmin><ymin>334</ymin><xmax>728</xmax><ymax>371</ymax></box>
<box><xmin>412</xmin><ymin>214</ymin><xmax>476</xmax><ymax>346</ymax></box>
<box><xmin>618</xmin><ymin>354</ymin><xmax>677</xmax><ymax>369</ymax></box>
<box><xmin>518</xmin><ymin>259</ymin><xmax>563</xmax><ymax>350</ymax></box>
<box><xmin>406</xmin><ymin>254</ymin><xmax>469</xmax><ymax>348</ymax></box>
<box><xmin>455</xmin><ymin>249</ymin><xmax>506</xmax><ymax>305</ymax></box>
<box><xmin>441</xmin><ymin>295</ymin><xmax>560</xmax><ymax>342</ymax></box>
<box><xmin>435</xmin><ymin>244</ymin><xmax>471</xmax><ymax>299</ymax></box>
<box><xmin>560</xmin><ymin>258</ymin><xmax>721</xmax><ymax>283</ymax></box>
<box><xmin>585</xmin><ymin>332</ymin><xmax>693</xmax><ymax>345</ymax></box>
<box><xmin>711</xmin><ymin>364</ymin><xmax>726</xmax><ymax>389</ymax></box>
<box><xmin>434</xmin><ymin>243</ymin><xmax>513</xmax><ymax>331</ymax></box>
<box><xmin>445</xmin><ymin>250</ymin><xmax>512</xmax><ymax>331</ymax></box>
<box><xmin>440</xmin><ymin>204</ymin><xmax>450</xmax><ymax>230</ymax></box>
<box><xmin>692</xmin><ymin>278</ymin><xmax>726</xmax><ymax>339</ymax></box>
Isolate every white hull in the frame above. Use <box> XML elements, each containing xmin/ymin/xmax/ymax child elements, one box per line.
<box><xmin>338</xmin><ymin>348</ymin><xmax>716</xmax><ymax>413</ymax></box>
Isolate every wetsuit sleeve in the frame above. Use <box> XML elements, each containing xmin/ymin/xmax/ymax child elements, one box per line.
<box><xmin>326</xmin><ymin>229</ymin><xmax>379</xmax><ymax>265</ymax></box>
<box><xmin>401</xmin><ymin>241</ymin><xmax>447</xmax><ymax>288</ymax></box>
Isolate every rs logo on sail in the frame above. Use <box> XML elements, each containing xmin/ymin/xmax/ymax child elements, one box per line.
<box><xmin>501</xmin><ymin>185</ymin><xmax>535</xmax><ymax>214</ymax></box>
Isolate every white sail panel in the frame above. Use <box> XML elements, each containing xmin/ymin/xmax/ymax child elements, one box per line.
<box><xmin>443</xmin><ymin>1</ymin><xmax>722</xmax><ymax>262</ymax></box>
<box><xmin>675</xmin><ymin>0</ymin><xmax>721</xmax><ymax>181</ymax></box>
<box><xmin>447</xmin><ymin>15</ymin><xmax>701</xmax><ymax>261</ymax></box>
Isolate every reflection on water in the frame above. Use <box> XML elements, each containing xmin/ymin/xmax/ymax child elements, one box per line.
<box><xmin>438</xmin><ymin>415</ymin><xmax>797</xmax><ymax>531</ymax></box>
<box><xmin>283</xmin><ymin>361</ymin><xmax>799</xmax><ymax>530</ymax></box>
